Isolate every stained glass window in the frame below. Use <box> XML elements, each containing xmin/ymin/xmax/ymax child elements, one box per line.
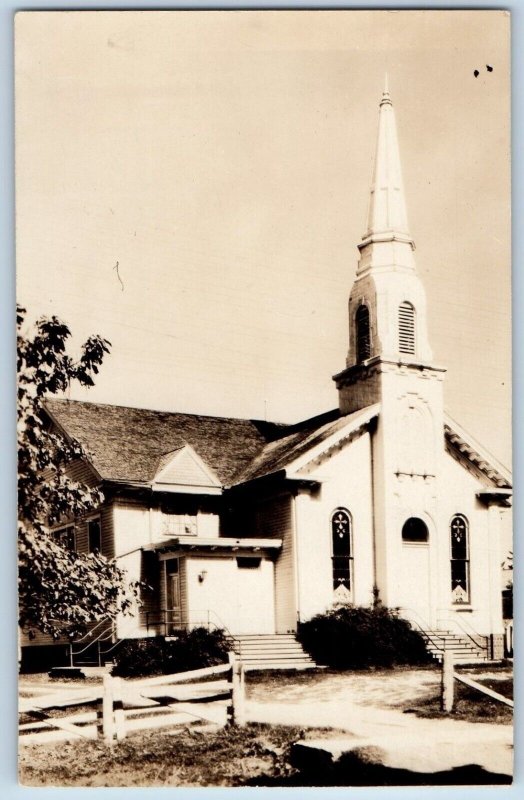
<box><xmin>331</xmin><ymin>509</ymin><xmax>353</xmax><ymax>593</ymax></box>
<box><xmin>450</xmin><ymin>515</ymin><xmax>470</xmax><ymax>604</ymax></box>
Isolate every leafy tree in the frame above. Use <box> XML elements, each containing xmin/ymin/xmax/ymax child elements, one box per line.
<box><xmin>18</xmin><ymin>305</ymin><xmax>139</xmax><ymax>640</ymax></box>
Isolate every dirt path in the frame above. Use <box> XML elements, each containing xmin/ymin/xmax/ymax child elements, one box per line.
<box><xmin>246</xmin><ymin>669</ymin><xmax>513</xmax><ymax>777</ymax></box>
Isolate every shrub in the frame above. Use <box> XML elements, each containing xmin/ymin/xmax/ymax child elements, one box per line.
<box><xmin>112</xmin><ymin>627</ymin><xmax>231</xmax><ymax>678</ymax></box>
<box><xmin>297</xmin><ymin>603</ymin><xmax>431</xmax><ymax>669</ymax></box>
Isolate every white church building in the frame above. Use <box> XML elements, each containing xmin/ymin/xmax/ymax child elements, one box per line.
<box><xmin>32</xmin><ymin>85</ymin><xmax>511</xmax><ymax>666</ymax></box>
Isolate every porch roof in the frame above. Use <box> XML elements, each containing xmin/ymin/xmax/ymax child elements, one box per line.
<box><xmin>143</xmin><ymin>536</ymin><xmax>282</xmax><ymax>554</ymax></box>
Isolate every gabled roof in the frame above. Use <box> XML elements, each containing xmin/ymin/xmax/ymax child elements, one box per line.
<box><xmin>153</xmin><ymin>444</ymin><xmax>222</xmax><ymax>494</ymax></box>
<box><xmin>44</xmin><ymin>399</ymin><xmax>285</xmax><ymax>487</ymax></box>
<box><xmin>234</xmin><ymin>404</ymin><xmax>379</xmax><ymax>484</ymax></box>
<box><xmin>444</xmin><ymin>412</ymin><xmax>512</xmax><ymax>489</ymax></box>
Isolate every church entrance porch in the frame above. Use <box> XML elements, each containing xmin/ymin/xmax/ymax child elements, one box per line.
<box><xmin>145</xmin><ymin>535</ymin><xmax>282</xmax><ymax>637</ymax></box>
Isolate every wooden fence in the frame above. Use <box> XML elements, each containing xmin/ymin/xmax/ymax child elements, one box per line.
<box><xmin>19</xmin><ymin>653</ymin><xmax>245</xmax><ymax>746</ymax></box>
<box><xmin>441</xmin><ymin>651</ymin><xmax>513</xmax><ymax>712</ymax></box>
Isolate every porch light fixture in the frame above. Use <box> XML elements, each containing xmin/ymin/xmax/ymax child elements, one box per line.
<box><xmin>198</xmin><ymin>570</ymin><xmax>207</xmax><ymax>583</ymax></box>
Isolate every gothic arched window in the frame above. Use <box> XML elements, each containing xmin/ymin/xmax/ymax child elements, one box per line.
<box><xmin>398</xmin><ymin>301</ymin><xmax>416</xmax><ymax>355</ymax></box>
<box><xmin>450</xmin><ymin>515</ymin><xmax>470</xmax><ymax>604</ymax></box>
<box><xmin>331</xmin><ymin>508</ymin><xmax>353</xmax><ymax>593</ymax></box>
<box><xmin>356</xmin><ymin>305</ymin><xmax>371</xmax><ymax>363</ymax></box>
<box><xmin>401</xmin><ymin>517</ymin><xmax>429</xmax><ymax>543</ymax></box>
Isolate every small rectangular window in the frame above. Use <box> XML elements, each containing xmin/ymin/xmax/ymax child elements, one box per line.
<box><xmin>236</xmin><ymin>557</ymin><xmax>261</xmax><ymax>569</ymax></box>
<box><xmin>52</xmin><ymin>525</ymin><xmax>75</xmax><ymax>551</ymax></box>
<box><xmin>88</xmin><ymin>518</ymin><xmax>101</xmax><ymax>553</ymax></box>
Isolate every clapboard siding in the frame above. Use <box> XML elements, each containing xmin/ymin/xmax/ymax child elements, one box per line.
<box><xmin>66</xmin><ymin>457</ymin><xmax>99</xmax><ymax>488</ymax></box>
<box><xmin>100</xmin><ymin>505</ymin><xmax>115</xmax><ymax>559</ymax></box>
<box><xmin>254</xmin><ymin>494</ymin><xmax>296</xmax><ymax>633</ymax></box>
<box><xmin>19</xmin><ymin>628</ymin><xmax>67</xmax><ymax>647</ymax></box>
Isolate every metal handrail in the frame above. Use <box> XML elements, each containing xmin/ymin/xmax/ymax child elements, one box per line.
<box><xmin>70</xmin><ymin>622</ymin><xmax>115</xmax><ymax>658</ymax></box>
<box><xmin>397</xmin><ymin>607</ymin><xmax>447</xmax><ymax>651</ymax></box>
<box><xmin>145</xmin><ymin>609</ymin><xmax>239</xmax><ymax>647</ymax></box>
<box><xmin>437</xmin><ymin>615</ymin><xmax>489</xmax><ymax>657</ymax></box>
<box><xmin>70</xmin><ymin>618</ymin><xmax>113</xmax><ymax>645</ymax></box>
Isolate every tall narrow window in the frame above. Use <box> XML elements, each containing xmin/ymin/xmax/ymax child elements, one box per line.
<box><xmin>450</xmin><ymin>515</ymin><xmax>470</xmax><ymax>604</ymax></box>
<box><xmin>355</xmin><ymin>305</ymin><xmax>371</xmax><ymax>363</ymax></box>
<box><xmin>87</xmin><ymin>518</ymin><xmax>101</xmax><ymax>553</ymax></box>
<box><xmin>331</xmin><ymin>509</ymin><xmax>353</xmax><ymax>594</ymax></box>
<box><xmin>398</xmin><ymin>301</ymin><xmax>416</xmax><ymax>355</ymax></box>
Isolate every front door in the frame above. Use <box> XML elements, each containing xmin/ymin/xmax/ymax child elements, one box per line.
<box><xmin>165</xmin><ymin>558</ymin><xmax>182</xmax><ymax>632</ymax></box>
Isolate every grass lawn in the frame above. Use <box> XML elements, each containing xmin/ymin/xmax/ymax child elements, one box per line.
<box><xmin>404</xmin><ymin>676</ymin><xmax>513</xmax><ymax>724</ymax></box>
<box><xmin>19</xmin><ymin>665</ymin><xmax>512</xmax><ymax>786</ymax></box>
<box><xmin>19</xmin><ymin>722</ymin><xmax>338</xmax><ymax>787</ymax></box>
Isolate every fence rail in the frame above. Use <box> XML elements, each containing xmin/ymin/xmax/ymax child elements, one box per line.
<box><xmin>19</xmin><ymin>653</ymin><xmax>245</xmax><ymax>746</ymax></box>
<box><xmin>440</xmin><ymin>651</ymin><xmax>513</xmax><ymax>712</ymax></box>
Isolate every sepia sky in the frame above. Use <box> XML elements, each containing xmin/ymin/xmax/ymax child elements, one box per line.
<box><xmin>15</xmin><ymin>9</ymin><xmax>511</xmax><ymax>467</ymax></box>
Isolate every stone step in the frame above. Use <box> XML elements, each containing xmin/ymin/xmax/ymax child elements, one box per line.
<box><xmin>242</xmin><ymin>661</ymin><xmax>317</xmax><ymax>672</ymax></box>
<box><xmin>232</xmin><ymin>634</ymin><xmax>316</xmax><ymax>671</ymax></box>
<box><xmin>240</xmin><ymin>655</ymin><xmax>315</xmax><ymax>664</ymax></box>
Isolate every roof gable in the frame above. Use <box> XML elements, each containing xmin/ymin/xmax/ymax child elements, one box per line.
<box><xmin>234</xmin><ymin>404</ymin><xmax>379</xmax><ymax>484</ymax></box>
<box><xmin>444</xmin><ymin>412</ymin><xmax>511</xmax><ymax>489</ymax></box>
<box><xmin>153</xmin><ymin>445</ymin><xmax>222</xmax><ymax>494</ymax></box>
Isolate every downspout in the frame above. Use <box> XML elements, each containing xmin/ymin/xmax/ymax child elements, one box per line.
<box><xmin>148</xmin><ymin>488</ymin><xmax>154</xmax><ymax>545</ymax></box>
<box><xmin>369</xmin><ymin>425</ymin><xmax>379</xmax><ymax>604</ymax></box>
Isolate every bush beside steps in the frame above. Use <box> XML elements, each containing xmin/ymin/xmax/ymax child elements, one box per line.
<box><xmin>111</xmin><ymin>627</ymin><xmax>231</xmax><ymax>678</ymax></box>
<box><xmin>297</xmin><ymin>602</ymin><xmax>432</xmax><ymax>670</ymax></box>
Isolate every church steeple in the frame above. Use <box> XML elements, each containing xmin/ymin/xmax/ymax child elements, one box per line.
<box><xmin>363</xmin><ymin>76</ymin><xmax>413</xmax><ymax>248</ymax></box>
<box><xmin>334</xmin><ymin>83</ymin><xmax>444</xmax><ymax>415</ymax></box>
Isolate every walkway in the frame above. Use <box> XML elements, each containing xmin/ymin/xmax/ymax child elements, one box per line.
<box><xmin>246</xmin><ymin>669</ymin><xmax>513</xmax><ymax>777</ymax></box>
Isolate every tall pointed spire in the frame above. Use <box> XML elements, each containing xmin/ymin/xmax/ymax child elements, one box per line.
<box><xmin>363</xmin><ymin>79</ymin><xmax>412</xmax><ymax>246</ymax></box>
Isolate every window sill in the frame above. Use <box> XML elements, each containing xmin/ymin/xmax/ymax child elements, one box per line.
<box><xmin>451</xmin><ymin>606</ymin><xmax>473</xmax><ymax>612</ymax></box>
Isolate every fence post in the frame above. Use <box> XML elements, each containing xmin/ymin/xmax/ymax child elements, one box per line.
<box><xmin>113</xmin><ymin>676</ymin><xmax>126</xmax><ymax>740</ymax></box>
<box><xmin>102</xmin><ymin>673</ymin><xmax>115</xmax><ymax>743</ymax></box>
<box><xmin>441</xmin><ymin>649</ymin><xmax>454</xmax><ymax>712</ymax></box>
<box><xmin>226</xmin><ymin>652</ymin><xmax>246</xmax><ymax>727</ymax></box>
<box><xmin>231</xmin><ymin>655</ymin><xmax>246</xmax><ymax>727</ymax></box>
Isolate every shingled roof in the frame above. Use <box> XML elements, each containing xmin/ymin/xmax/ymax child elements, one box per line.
<box><xmin>44</xmin><ymin>399</ymin><xmax>286</xmax><ymax>487</ymax></box>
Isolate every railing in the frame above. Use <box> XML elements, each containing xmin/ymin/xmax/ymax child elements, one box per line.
<box><xmin>69</xmin><ymin>620</ymin><xmax>116</xmax><ymax>667</ymax></box>
<box><xmin>145</xmin><ymin>609</ymin><xmax>238</xmax><ymax>649</ymax></box>
<box><xmin>436</xmin><ymin>614</ymin><xmax>489</xmax><ymax>658</ymax></box>
<box><xmin>397</xmin><ymin>608</ymin><xmax>447</xmax><ymax>653</ymax></box>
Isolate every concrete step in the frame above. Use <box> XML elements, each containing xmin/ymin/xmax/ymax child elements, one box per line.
<box><xmin>242</xmin><ymin>661</ymin><xmax>317</xmax><ymax>672</ymax></box>
<box><xmin>240</xmin><ymin>655</ymin><xmax>315</xmax><ymax>664</ymax></box>
<box><xmin>232</xmin><ymin>634</ymin><xmax>316</xmax><ymax>671</ymax></box>
<box><xmin>421</xmin><ymin>628</ymin><xmax>489</xmax><ymax>662</ymax></box>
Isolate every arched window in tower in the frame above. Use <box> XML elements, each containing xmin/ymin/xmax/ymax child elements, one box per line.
<box><xmin>398</xmin><ymin>301</ymin><xmax>416</xmax><ymax>355</ymax></box>
<box><xmin>331</xmin><ymin>508</ymin><xmax>353</xmax><ymax>599</ymax></box>
<box><xmin>356</xmin><ymin>305</ymin><xmax>371</xmax><ymax>363</ymax></box>
<box><xmin>450</xmin><ymin>515</ymin><xmax>470</xmax><ymax>604</ymax></box>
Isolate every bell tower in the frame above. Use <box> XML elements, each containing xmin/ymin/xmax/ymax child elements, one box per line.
<box><xmin>333</xmin><ymin>80</ymin><xmax>447</xmax><ymax>620</ymax></box>
<box><xmin>334</xmin><ymin>78</ymin><xmax>444</xmax><ymax>418</ymax></box>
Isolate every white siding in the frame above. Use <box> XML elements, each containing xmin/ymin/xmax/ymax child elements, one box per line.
<box><xmin>254</xmin><ymin>494</ymin><xmax>295</xmax><ymax>633</ymax></box>
<box><xmin>294</xmin><ymin>431</ymin><xmax>376</xmax><ymax>622</ymax></box>
<box><xmin>185</xmin><ymin>556</ymin><xmax>275</xmax><ymax>635</ymax></box>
